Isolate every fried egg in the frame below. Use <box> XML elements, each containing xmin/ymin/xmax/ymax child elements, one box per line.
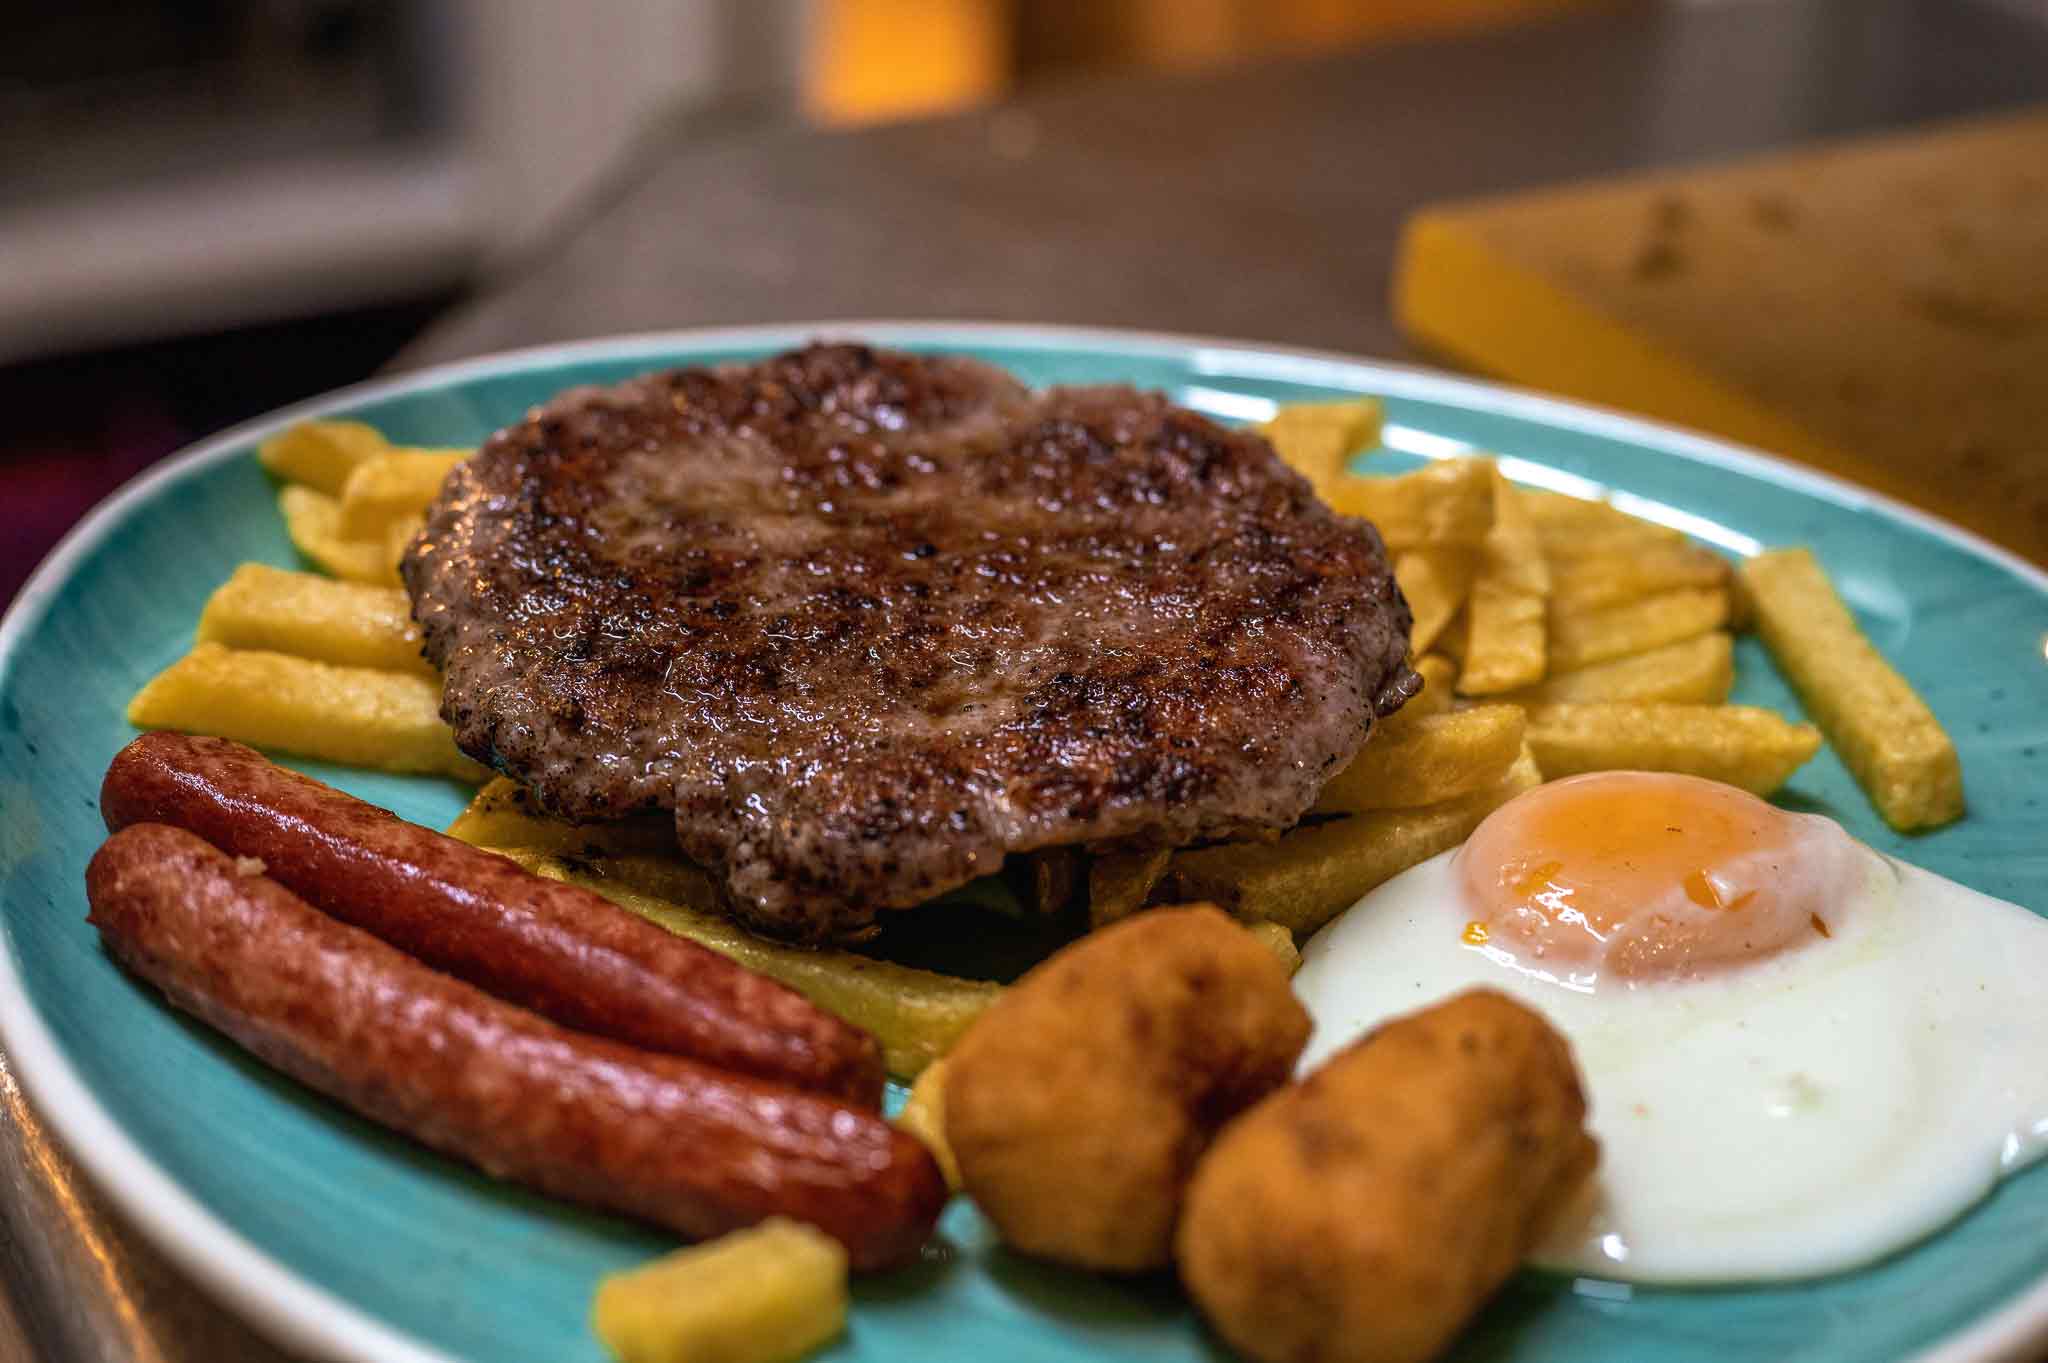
<box><xmin>1293</xmin><ymin>771</ymin><xmax>2048</xmax><ymax>1284</ymax></box>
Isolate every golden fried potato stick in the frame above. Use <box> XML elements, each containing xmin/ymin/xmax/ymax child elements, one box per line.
<box><xmin>1325</xmin><ymin>458</ymin><xmax>1496</xmax><ymax>551</ymax></box>
<box><xmin>592</xmin><ymin>1218</ymin><xmax>847</xmax><ymax>1363</ymax></box>
<box><xmin>1456</xmin><ymin>581</ymin><xmax>1547</xmax><ymax>694</ymax></box>
<box><xmin>1242</xmin><ymin>920</ymin><xmax>1301</xmax><ymax>975</ymax></box>
<box><xmin>257</xmin><ymin>420</ymin><xmax>392</xmax><ymax>496</ymax></box>
<box><xmin>1178</xmin><ymin>990</ymin><xmax>1597</xmax><ymax>1363</ymax></box>
<box><xmin>196</xmin><ymin>563</ymin><xmax>432</xmax><ymax>678</ymax></box>
<box><xmin>127</xmin><ymin>643</ymin><xmax>486</xmax><ymax>782</ymax></box>
<box><xmin>278</xmin><ymin>485</ymin><xmax>414</xmax><ymax>587</ymax></box>
<box><xmin>446</xmin><ymin>777</ymin><xmax>678</xmax><ymax>858</ymax></box>
<box><xmin>1483</xmin><ymin>475</ymin><xmax>1551</xmax><ymax>598</ymax></box>
<box><xmin>1315</xmin><ymin>705</ymin><xmax>1526</xmax><ymax>813</ymax></box>
<box><xmin>894</xmin><ymin>1058</ymin><xmax>961</xmax><ymax>1191</ymax></box>
<box><xmin>1392</xmin><ymin>547</ymin><xmax>1476</xmax><ymax>657</ymax></box>
<box><xmin>1523</xmin><ymin>703</ymin><xmax>1822</xmax><ymax>796</ymax></box>
<box><xmin>1502</xmin><ymin>632</ymin><xmax>1735</xmax><ymax>707</ymax></box>
<box><xmin>1740</xmin><ymin>548</ymin><xmax>1962</xmax><ymax>830</ymax></box>
<box><xmin>945</xmin><ymin>907</ymin><xmax>1309</xmax><ymax>1271</ymax></box>
<box><xmin>509</xmin><ymin>850</ymin><xmax>999</xmax><ymax>1079</ymax></box>
<box><xmin>1257</xmin><ymin>399</ymin><xmax>1383</xmax><ymax>498</ymax></box>
<box><xmin>1165</xmin><ymin>748</ymin><xmax>1541</xmax><ymax>936</ymax></box>
<box><xmin>1086</xmin><ymin>846</ymin><xmax>1172</xmax><ymax>929</ymax></box>
<box><xmin>1522</xmin><ymin>489</ymin><xmax>1688</xmax><ymax>557</ymax></box>
<box><xmin>1548</xmin><ymin>540</ymin><xmax>1732</xmax><ymax>615</ymax></box>
<box><xmin>337</xmin><ymin>449</ymin><xmax>466</xmax><ymax>541</ymax></box>
<box><xmin>1548</xmin><ymin>586</ymin><xmax>1730</xmax><ymax>673</ymax></box>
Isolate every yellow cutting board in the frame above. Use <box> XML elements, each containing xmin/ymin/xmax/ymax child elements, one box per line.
<box><xmin>1394</xmin><ymin>109</ymin><xmax>2048</xmax><ymax>566</ymax></box>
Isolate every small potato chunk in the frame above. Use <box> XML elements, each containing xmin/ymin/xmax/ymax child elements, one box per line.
<box><xmin>1178</xmin><ymin>991</ymin><xmax>1597</xmax><ymax>1363</ymax></box>
<box><xmin>592</xmin><ymin>1218</ymin><xmax>847</xmax><ymax>1363</ymax></box>
<box><xmin>945</xmin><ymin>906</ymin><xmax>1310</xmax><ymax>1271</ymax></box>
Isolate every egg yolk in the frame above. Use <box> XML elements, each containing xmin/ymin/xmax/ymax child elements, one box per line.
<box><xmin>1456</xmin><ymin>771</ymin><xmax>1848</xmax><ymax>983</ymax></box>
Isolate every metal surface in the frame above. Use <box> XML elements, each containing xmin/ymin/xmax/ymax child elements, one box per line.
<box><xmin>0</xmin><ymin>1057</ymin><xmax>301</xmax><ymax>1362</ymax></box>
<box><xmin>8</xmin><ymin>1</ymin><xmax>2048</xmax><ymax>1357</ymax></box>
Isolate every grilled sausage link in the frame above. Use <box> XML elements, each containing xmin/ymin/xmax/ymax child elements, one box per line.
<box><xmin>101</xmin><ymin>732</ymin><xmax>882</xmax><ymax>1106</ymax></box>
<box><xmin>86</xmin><ymin>824</ymin><xmax>944</xmax><ymax>1269</ymax></box>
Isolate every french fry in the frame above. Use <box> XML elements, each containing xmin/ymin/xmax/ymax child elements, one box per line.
<box><xmin>446</xmin><ymin>776</ymin><xmax>676</xmax><ymax>858</ymax></box>
<box><xmin>1019</xmin><ymin>847</ymin><xmax>1082</xmax><ymax>915</ymax></box>
<box><xmin>1501</xmin><ymin>632</ymin><xmax>1735</xmax><ymax>706</ymax></box>
<box><xmin>591</xmin><ymin>1218</ymin><xmax>847</xmax><ymax>1363</ymax></box>
<box><xmin>1393</xmin><ymin>548</ymin><xmax>1476</xmax><ymax>656</ymax></box>
<box><xmin>1086</xmin><ymin>846</ymin><xmax>1172</xmax><ymax>929</ymax></box>
<box><xmin>1547</xmin><ymin>586</ymin><xmax>1730</xmax><ymax>673</ymax></box>
<box><xmin>1161</xmin><ymin>748</ymin><xmax>1541</xmax><ymax>936</ymax></box>
<box><xmin>1740</xmin><ymin>548</ymin><xmax>1962</xmax><ymax>830</ymax></box>
<box><xmin>511</xmin><ymin>850</ymin><xmax>999</xmax><ymax>1078</ymax></box>
<box><xmin>257</xmin><ymin>420</ymin><xmax>392</xmax><ymax>496</ymax></box>
<box><xmin>1484</xmin><ymin>475</ymin><xmax>1550</xmax><ymax>598</ymax></box>
<box><xmin>895</xmin><ymin>1058</ymin><xmax>961</xmax><ymax>1190</ymax></box>
<box><xmin>1548</xmin><ymin>541</ymin><xmax>1732</xmax><ymax>615</ymax></box>
<box><xmin>127</xmin><ymin>643</ymin><xmax>486</xmax><ymax>782</ymax></box>
<box><xmin>1522</xmin><ymin>490</ymin><xmax>1689</xmax><ymax>556</ymax></box>
<box><xmin>1242</xmin><ymin>920</ymin><xmax>1301</xmax><ymax>975</ymax></box>
<box><xmin>337</xmin><ymin>450</ymin><xmax>466</xmax><ymax>541</ymax></box>
<box><xmin>1434</xmin><ymin>606</ymin><xmax>1468</xmax><ymax>665</ymax></box>
<box><xmin>1456</xmin><ymin>580</ymin><xmax>1547</xmax><ymax>694</ymax></box>
<box><xmin>1523</xmin><ymin>703</ymin><xmax>1822</xmax><ymax>796</ymax></box>
<box><xmin>1258</xmin><ymin>399</ymin><xmax>1382</xmax><ymax>498</ymax></box>
<box><xmin>278</xmin><ymin>485</ymin><xmax>413</xmax><ymax>586</ymax></box>
<box><xmin>1324</xmin><ymin>459</ymin><xmax>1495</xmax><ymax>551</ymax></box>
<box><xmin>195</xmin><ymin>563</ymin><xmax>431</xmax><ymax>677</ymax></box>
<box><xmin>1316</xmin><ymin>705</ymin><xmax>1525</xmax><ymax>813</ymax></box>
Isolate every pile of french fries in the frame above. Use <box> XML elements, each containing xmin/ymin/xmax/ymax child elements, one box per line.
<box><xmin>125</xmin><ymin>408</ymin><xmax>1961</xmax><ymax>1088</ymax></box>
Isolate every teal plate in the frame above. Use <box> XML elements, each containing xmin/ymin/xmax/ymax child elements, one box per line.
<box><xmin>3</xmin><ymin>324</ymin><xmax>2045</xmax><ymax>1363</ymax></box>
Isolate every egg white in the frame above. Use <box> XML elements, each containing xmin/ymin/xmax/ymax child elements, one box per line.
<box><xmin>1293</xmin><ymin>844</ymin><xmax>2048</xmax><ymax>1284</ymax></box>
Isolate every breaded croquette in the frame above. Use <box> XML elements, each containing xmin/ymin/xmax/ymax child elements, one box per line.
<box><xmin>945</xmin><ymin>905</ymin><xmax>1311</xmax><ymax>1271</ymax></box>
<box><xmin>1177</xmin><ymin>990</ymin><xmax>1597</xmax><ymax>1363</ymax></box>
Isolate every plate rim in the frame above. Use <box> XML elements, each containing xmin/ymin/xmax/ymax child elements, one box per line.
<box><xmin>3</xmin><ymin>319</ymin><xmax>2044</xmax><ymax>1363</ymax></box>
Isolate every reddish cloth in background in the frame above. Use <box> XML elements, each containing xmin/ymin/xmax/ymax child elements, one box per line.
<box><xmin>0</xmin><ymin>294</ymin><xmax>457</xmax><ymax>609</ymax></box>
<box><xmin>2</xmin><ymin>396</ymin><xmax>185</xmax><ymax>602</ymax></box>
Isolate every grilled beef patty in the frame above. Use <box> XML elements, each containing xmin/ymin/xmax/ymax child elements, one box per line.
<box><xmin>404</xmin><ymin>344</ymin><xmax>1416</xmax><ymax>942</ymax></box>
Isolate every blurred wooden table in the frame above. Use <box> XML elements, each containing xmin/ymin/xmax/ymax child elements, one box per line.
<box><xmin>7</xmin><ymin>2</ymin><xmax>2048</xmax><ymax>1360</ymax></box>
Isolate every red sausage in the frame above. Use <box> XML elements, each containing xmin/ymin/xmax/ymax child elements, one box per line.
<box><xmin>101</xmin><ymin>733</ymin><xmax>882</xmax><ymax>1107</ymax></box>
<box><xmin>86</xmin><ymin>824</ymin><xmax>944</xmax><ymax>1269</ymax></box>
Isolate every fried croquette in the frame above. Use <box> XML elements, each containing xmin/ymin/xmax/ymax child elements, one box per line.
<box><xmin>1177</xmin><ymin>989</ymin><xmax>1597</xmax><ymax>1363</ymax></box>
<box><xmin>944</xmin><ymin>905</ymin><xmax>1311</xmax><ymax>1271</ymax></box>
